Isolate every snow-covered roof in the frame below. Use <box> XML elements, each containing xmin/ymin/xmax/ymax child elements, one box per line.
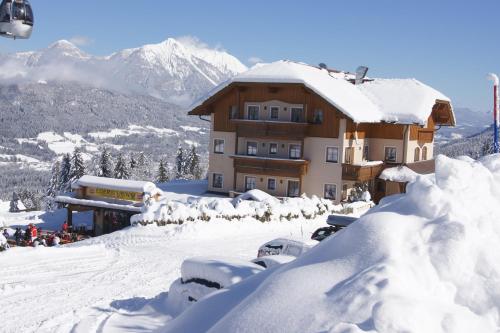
<box><xmin>72</xmin><ymin>175</ymin><xmax>157</xmax><ymax>193</ymax></box>
<box><xmin>191</xmin><ymin>60</ymin><xmax>453</xmax><ymax>126</ymax></box>
<box><xmin>55</xmin><ymin>196</ymin><xmax>143</xmax><ymax>212</ymax></box>
<box><xmin>379</xmin><ymin>166</ymin><xmax>419</xmax><ymax>183</ymax></box>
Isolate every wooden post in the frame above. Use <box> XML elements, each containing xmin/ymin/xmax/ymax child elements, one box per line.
<box><xmin>67</xmin><ymin>205</ymin><xmax>73</xmax><ymax>228</ymax></box>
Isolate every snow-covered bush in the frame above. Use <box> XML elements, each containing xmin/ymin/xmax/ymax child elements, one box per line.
<box><xmin>131</xmin><ymin>193</ymin><xmax>346</xmax><ymax>226</ymax></box>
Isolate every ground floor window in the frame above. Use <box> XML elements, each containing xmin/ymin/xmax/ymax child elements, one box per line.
<box><xmin>324</xmin><ymin>184</ymin><xmax>337</xmax><ymax>200</ymax></box>
<box><xmin>287</xmin><ymin>180</ymin><xmax>300</xmax><ymax>197</ymax></box>
<box><xmin>212</xmin><ymin>173</ymin><xmax>223</xmax><ymax>189</ymax></box>
<box><xmin>267</xmin><ymin>178</ymin><xmax>276</xmax><ymax>191</ymax></box>
<box><xmin>245</xmin><ymin>176</ymin><xmax>257</xmax><ymax>191</ymax></box>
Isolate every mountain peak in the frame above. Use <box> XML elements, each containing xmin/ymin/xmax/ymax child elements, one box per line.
<box><xmin>48</xmin><ymin>40</ymin><xmax>79</xmax><ymax>50</ymax></box>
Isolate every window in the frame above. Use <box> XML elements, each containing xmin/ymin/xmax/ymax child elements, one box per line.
<box><xmin>270</xmin><ymin>106</ymin><xmax>279</xmax><ymax>120</ymax></box>
<box><xmin>384</xmin><ymin>147</ymin><xmax>397</xmax><ymax>163</ymax></box>
<box><xmin>289</xmin><ymin>144</ymin><xmax>301</xmax><ymax>159</ymax></box>
<box><xmin>326</xmin><ymin>147</ymin><xmax>339</xmax><ymax>163</ymax></box>
<box><xmin>313</xmin><ymin>109</ymin><xmax>323</xmax><ymax>124</ymax></box>
<box><xmin>267</xmin><ymin>178</ymin><xmax>276</xmax><ymax>191</ymax></box>
<box><xmin>422</xmin><ymin>146</ymin><xmax>428</xmax><ymax>161</ymax></box>
<box><xmin>245</xmin><ymin>176</ymin><xmax>257</xmax><ymax>191</ymax></box>
<box><xmin>212</xmin><ymin>174</ymin><xmax>223</xmax><ymax>189</ymax></box>
<box><xmin>229</xmin><ymin>105</ymin><xmax>238</xmax><ymax>119</ymax></box>
<box><xmin>287</xmin><ymin>180</ymin><xmax>300</xmax><ymax>197</ymax></box>
<box><xmin>213</xmin><ymin>139</ymin><xmax>224</xmax><ymax>154</ymax></box>
<box><xmin>414</xmin><ymin>147</ymin><xmax>421</xmax><ymax>162</ymax></box>
<box><xmin>247</xmin><ymin>142</ymin><xmax>257</xmax><ymax>156</ymax></box>
<box><xmin>291</xmin><ymin>107</ymin><xmax>304</xmax><ymax>122</ymax></box>
<box><xmin>324</xmin><ymin>184</ymin><xmax>337</xmax><ymax>200</ymax></box>
<box><xmin>269</xmin><ymin>143</ymin><xmax>278</xmax><ymax>155</ymax></box>
<box><xmin>247</xmin><ymin>105</ymin><xmax>260</xmax><ymax>120</ymax></box>
<box><xmin>363</xmin><ymin>146</ymin><xmax>369</xmax><ymax>160</ymax></box>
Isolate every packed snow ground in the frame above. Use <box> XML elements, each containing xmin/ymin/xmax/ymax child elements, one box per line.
<box><xmin>0</xmin><ymin>185</ymin><xmax>325</xmax><ymax>333</ymax></box>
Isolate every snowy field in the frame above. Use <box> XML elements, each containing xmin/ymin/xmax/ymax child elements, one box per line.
<box><xmin>0</xmin><ymin>182</ymin><xmax>325</xmax><ymax>333</ymax></box>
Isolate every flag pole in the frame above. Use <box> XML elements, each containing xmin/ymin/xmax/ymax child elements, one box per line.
<box><xmin>488</xmin><ymin>73</ymin><xmax>499</xmax><ymax>154</ymax></box>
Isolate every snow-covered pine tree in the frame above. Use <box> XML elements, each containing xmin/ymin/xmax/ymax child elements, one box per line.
<box><xmin>60</xmin><ymin>153</ymin><xmax>72</xmax><ymax>192</ymax></box>
<box><xmin>99</xmin><ymin>148</ymin><xmax>113</xmax><ymax>178</ymax></box>
<box><xmin>70</xmin><ymin>147</ymin><xmax>86</xmax><ymax>181</ymax></box>
<box><xmin>114</xmin><ymin>153</ymin><xmax>130</xmax><ymax>179</ymax></box>
<box><xmin>187</xmin><ymin>146</ymin><xmax>202</xmax><ymax>179</ymax></box>
<box><xmin>45</xmin><ymin>160</ymin><xmax>61</xmax><ymax>211</ymax></box>
<box><xmin>133</xmin><ymin>152</ymin><xmax>153</xmax><ymax>181</ymax></box>
<box><xmin>9</xmin><ymin>192</ymin><xmax>20</xmax><ymax>213</ymax></box>
<box><xmin>157</xmin><ymin>159</ymin><xmax>170</xmax><ymax>183</ymax></box>
<box><xmin>175</xmin><ymin>147</ymin><xmax>186</xmax><ymax>179</ymax></box>
<box><xmin>129</xmin><ymin>153</ymin><xmax>137</xmax><ymax>170</ymax></box>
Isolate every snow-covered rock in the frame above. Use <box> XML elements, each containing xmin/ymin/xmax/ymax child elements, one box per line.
<box><xmin>162</xmin><ymin>154</ymin><xmax>500</xmax><ymax>333</ymax></box>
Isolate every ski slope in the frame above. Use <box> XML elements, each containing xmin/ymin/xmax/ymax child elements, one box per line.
<box><xmin>0</xmin><ymin>218</ymin><xmax>324</xmax><ymax>333</ymax></box>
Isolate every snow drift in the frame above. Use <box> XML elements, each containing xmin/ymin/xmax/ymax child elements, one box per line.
<box><xmin>163</xmin><ymin>154</ymin><xmax>500</xmax><ymax>333</ymax></box>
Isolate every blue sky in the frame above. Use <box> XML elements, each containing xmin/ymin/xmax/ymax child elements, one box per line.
<box><xmin>1</xmin><ymin>0</ymin><xmax>499</xmax><ymax>112</ymax></box>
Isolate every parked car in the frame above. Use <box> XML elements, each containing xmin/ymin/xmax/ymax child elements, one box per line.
<box><xmin>252</xmin><ymin>254</ymin><xmax>296</xmax><ymax>269</ymax></box>
<box><xmin>311</xmin><ymin>215</ymin><xmax>359</xmax><ymax>242</ymax></box>
<box><xmin>167</xmin><ymin>256</ymin><xmax>265</xmax><ymax>315</ymax></box>
<box><xmin>257</xmin><ymin>238</ymin><xmax>312</xmax><ymax>258</ymax></box>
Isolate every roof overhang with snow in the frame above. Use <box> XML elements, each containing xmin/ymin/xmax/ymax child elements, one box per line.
<box><xmin>189</xmin><ymin>60</ymin><xmax>455</xmax><ymax>127</ymax></box>
<box><xmin>72</xmin><ymin>175</ymin><xmax>157</xmax><ymax>194</ymax></box>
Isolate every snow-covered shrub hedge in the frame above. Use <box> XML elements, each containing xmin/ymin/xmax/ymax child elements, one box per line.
<box><xmin>131</xmin><ymin>194</ymin><xmax>346</xmax><ymax>226</ymax></box>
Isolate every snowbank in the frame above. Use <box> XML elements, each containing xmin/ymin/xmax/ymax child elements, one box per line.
<box><xmin>380</xmin><ymin>165</ymin><xmax>419</xmax><ymax>182</ymax></box>
<box><xmin>163</xmin><ymin>154</ymin><xmax>500</xmax><ymax>333</ymax></box>
<box><xmin>131</xmin><ymin>194</ymin><xmax>345</xmax><ymax>225</ymax></box>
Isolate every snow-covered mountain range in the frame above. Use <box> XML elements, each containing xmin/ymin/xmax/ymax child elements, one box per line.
<box><xmin>0</xmin><ymin>37</ymin><xmax>247</xmax><ymax>106</ymax></box>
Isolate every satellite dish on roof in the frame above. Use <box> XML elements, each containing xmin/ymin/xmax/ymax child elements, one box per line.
<box><xmin>355</xmin><ymin>66</ymin><xmax>369</xmax><ymax>85</ymax></box>
<box><xmin>319</xmin><ymin>63</ymin><xmax>327</xmax><ymax>70</ymax></box>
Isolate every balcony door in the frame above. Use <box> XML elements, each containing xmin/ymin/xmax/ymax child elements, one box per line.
<box><xmin>291</xmin><ymin>107</ymin><xmax>304</xmax><ymax>123</ymax></box>
<box><xmin>344</xmin><ymin>147</ymin><xmax>354</xmax><ymax>164</ymax></box>
<box><xmin>287</xmin><ymin>180</ymin><xmax>300</xmax><ymax>197</ymax></box>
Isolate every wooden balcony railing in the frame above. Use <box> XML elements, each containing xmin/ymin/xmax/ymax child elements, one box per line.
<box><xmin>342</xmin><ymin>163</ymin><xmax>385</xmax><ymax>182</ymax></box>
<box><xmin>232</xmin><ymin>155</ymin><xmax>309</xmax><ymax>178</ymax></box>
<box><xmin>232</xmin><ymin>119</ymin><xmax>309</xmax><ymax>140</ymax></box>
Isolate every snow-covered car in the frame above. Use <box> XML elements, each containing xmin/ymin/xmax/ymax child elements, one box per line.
<box><xmin>252</xmin><ymin>254</ymin><xmax>296</xmax><ymax>269</ymax></box>
<box><xmin>310</xmin><ymin>215</ymin><xmax>359</xmax><ymax>242</ymax></box>
<box><xmin>167</xmin><ymin>256</ymin><xmax>265</xmax><ymax>315</ymax></box>
<box><xmin>310</xmin><ymin>226</ymin><xmax>339</xmax><ymax>242</ymax></box>
<box><xmin>257</xmin><ymin>238</ymin><xmax>312</xmax><ymax>258</ymax></box>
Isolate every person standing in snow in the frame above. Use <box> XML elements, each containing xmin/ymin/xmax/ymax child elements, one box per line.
<box><xmin>62</xmin><ymin>221</ymin><xmax>68</xmax><ymax>233</ymax></box>
<box><xmin>0</xmin><ymin>230</ymin><xmax>9</xmax><ymax>251</ymax></box>
<box><xmin>2</xmin><ymin>228</ymin><xmax>9</xmax><ymax>240</ymax></box>
<box><xmin>14</xmin><ymin>227</ymin><xmax>23</xmax><ymax>246</ymax></box>
<box><xmin>24</xmin><ymin>225</ymin><xmax>31</xmax><ymax>242</ymax></box>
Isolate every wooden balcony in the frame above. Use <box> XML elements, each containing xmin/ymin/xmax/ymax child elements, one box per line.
<box><xmin>231</xmin><ymin>119</ymin><xmax>309</xmax><ymax>140</ymax></box>
<box><xmin>342</xmin><ymin>163</ymin><xmax>385</xmax><ymax>182</ymax></box>
<box><xmin>232</xmin><ymin>155</ymin><xmax>309</xmax><ymax>178</ymax></box>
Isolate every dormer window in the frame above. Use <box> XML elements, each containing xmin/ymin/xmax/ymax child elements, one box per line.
<box><xmin>247</xmin><ymin>105</ymin><xmax>260</xmax><ymax>120</ymax></box>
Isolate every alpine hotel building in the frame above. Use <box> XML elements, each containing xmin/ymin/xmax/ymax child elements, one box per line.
<box><xmin>189</xmin><ymin>61</ymin><xmax>455</xmax><ymax>203</ymax></box>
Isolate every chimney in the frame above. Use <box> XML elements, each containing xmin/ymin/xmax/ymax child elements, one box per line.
<box><xmin>355</xmin><ymin>66</ymin><xmax>369</xmax><ymax>85</ymax></box>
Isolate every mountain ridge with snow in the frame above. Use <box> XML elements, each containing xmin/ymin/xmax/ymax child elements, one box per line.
<box><xmin>0</xmin><ymin>37</ymin><xmax>247</xmax><ymax>106</ymax></box>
